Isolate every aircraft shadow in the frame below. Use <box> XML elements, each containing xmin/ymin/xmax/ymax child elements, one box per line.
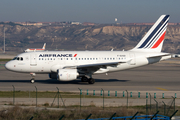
<box><xmin>0</xmin><ymin>79</ymin><xmax>130</xmax><ymax>84</ymax></box>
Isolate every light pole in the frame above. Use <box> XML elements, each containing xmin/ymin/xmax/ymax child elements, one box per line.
<box><xmin>35</xmin><ymin>86</ymin><xmax>37</xmax><ymax>108</ymax></box>
<box><xmin>125</xmin><ymin>90</ymin><xmax>128</xmax><ymax>108</ymax></box>
<box><xmin>3</xmin><ymin>27</ymin><xmax>5</xmax><ymax>53</ymax></box>
<box><xmin>101</xmin><ymin>88</ymin><xmax>104</xmax><ymax>110</ymax></box>
<box><xmin>78</xmin><ymin>88</ymin><xmax>82</xmax><ymax>111</ymax></box>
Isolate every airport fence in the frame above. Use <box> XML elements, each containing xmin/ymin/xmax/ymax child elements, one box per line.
<box><xmin>29</xmin><ymin>112</ymin><xmax>178</xmax><ymax>120</ymax></box>
<box><xmin>0</xmin><ymin>86</ymin><xmax>179</xmax><ymax>117</ymax></box>
<box><xmin>77</xmin><ymin>112</ymin><xmax>178</xmax><ymax>120</ymax></box>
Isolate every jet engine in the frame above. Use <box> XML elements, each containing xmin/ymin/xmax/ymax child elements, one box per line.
<box><xmin>57</xmin><ymin>69</ymin><xmax>79</xmax><ymax>81</ymax></box>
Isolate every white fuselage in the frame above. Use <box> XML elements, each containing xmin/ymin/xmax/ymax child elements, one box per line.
<box><xmin>5</xmin><ymin>51</ymin><xmax>171</xmax><ymax>74</ymax></box>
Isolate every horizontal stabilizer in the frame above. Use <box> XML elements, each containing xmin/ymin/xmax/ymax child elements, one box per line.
<box><xmin>147</xmin><ymin>53</ymin><xmax>171</xmax><ymax>58</ymax></box>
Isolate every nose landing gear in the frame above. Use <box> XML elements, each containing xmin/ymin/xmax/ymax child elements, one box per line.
<box><xmin>30</xmin><ymin>79</ymin><xmax>35</xmax><ymax>83</ymax></box>
<box><xmin>30</xmin><ymin>73</ymin><xmax>36</xmax><ymax>83</ymax></box>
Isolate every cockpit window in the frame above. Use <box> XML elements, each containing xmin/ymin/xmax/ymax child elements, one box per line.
<box><xmin>13</xmin><ymin>57</ymin><xmax>23</xmax><ymax>61</ymax></box>
<box><xmin>13</xmin><ymin>57</ymin><xmax>17</xmax><ymax>60</ymax></box>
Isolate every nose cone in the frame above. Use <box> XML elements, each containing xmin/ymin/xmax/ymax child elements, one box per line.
<box><xmin>5</xmin><ymin>61</ymin><xmax>13</xmax><ymax>71</ymax></box>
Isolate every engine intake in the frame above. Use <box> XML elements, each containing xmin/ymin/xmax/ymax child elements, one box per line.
<box><xmin>57</xmin><ymin>69</ymin><xmax>79</xmax><ymax>81</ymax></box>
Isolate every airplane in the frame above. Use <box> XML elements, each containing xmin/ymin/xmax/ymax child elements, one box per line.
<box><xmin>24</xmin><ymin>43</ymin><xmax>46</xmax><ymax>52</ymax></box>
<box><xmin>5</xmin><ymin>15</ymin><xmax>177</xmax><ymax>84</ymax></box>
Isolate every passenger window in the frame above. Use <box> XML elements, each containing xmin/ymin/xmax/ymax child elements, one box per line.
<box><xmin>84</xmin><ymin>58</ymin><xmax>86</xmax><ymax>60</ymax></box>
<box><xmin>87</xmin><ymin>58</ymin><xmax>89</xmax><ymax>60</ymax></box>
<box><xmin>67</xmin><ymin>58</ymin><xmax>68</xmax><ymax>60</ymax></box>
<box><xmin>79</xmin><ymin>58</ymin><xmax>80</xmax><ymax>60</ymax></box>
<box><xmin>51</xmin><ymin>58</ymin><xmax>52</xmax><ymax>60</ymax></box>
<box><xmin>39</xmin><ymin>58</ymin><xmax>41</xmax><ymax>60</ymax></box>
<box><xmin>17</xmin><ymin>57</ymin><xmax>19</xmax><ymax>60</ymax></box>
<box><xmin>71</xmin><ymin>58</ymin><xmax>73</xmax><ymax>60</ymax></box>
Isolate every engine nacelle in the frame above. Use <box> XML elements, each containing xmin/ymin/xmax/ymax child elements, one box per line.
<box><xmin>57</xmin><ymin>69</ymin><xmax>79</xmax><ymax>81</ymax></box>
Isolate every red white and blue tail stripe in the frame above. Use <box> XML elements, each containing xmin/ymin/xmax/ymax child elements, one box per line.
<box><xmin>131</xmin><ymin>15</ymin><xmax>170</xmax><ymax>52</ymax></box>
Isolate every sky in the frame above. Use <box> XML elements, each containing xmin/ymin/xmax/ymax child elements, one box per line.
<box><xmin>0</xmin><ymin>0</ymin><xmax>180</xmax><ymax>23</ymax></box>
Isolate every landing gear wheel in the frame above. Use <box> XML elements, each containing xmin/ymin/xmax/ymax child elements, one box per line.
<box><xmin>30</xmin><ymin>73</ymin><xmax>36</xmax><ymax>83</ymax></box>
<box><xmin>81</xmin><ymin>76</ymin><xmax>88</xmax><ymax>82</ymax></box>
<box><xmin>30</xmin><ymin>79</ymin><xmax>35</xmax><ymax>83</ymax></box>
<box><xmin>88</xmin><ymin>78</ymin><xmax>95</xmax><ymax>84</ymax></box>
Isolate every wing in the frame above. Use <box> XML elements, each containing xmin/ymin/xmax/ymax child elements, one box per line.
<box><xmin>63</xmin><ymin>61</ymin><xmax>129</xmax><ymax>75</ymax></box>
<box><xmin>63</xmin><ymin>61</ymin><xmax>126</xmax><ymax>69</ymax></box>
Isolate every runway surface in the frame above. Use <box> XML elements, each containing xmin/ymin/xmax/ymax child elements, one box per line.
<box><xmin>1</xmin><ymin>60</ymin><xmax>180</xmax><ymax>92</ymax></box>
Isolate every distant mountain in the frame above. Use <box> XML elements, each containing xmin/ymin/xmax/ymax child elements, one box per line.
<box><xmin>0</xmin><ymin>24</ymin><xmax>180</xmax><ymax>53</ymax></box>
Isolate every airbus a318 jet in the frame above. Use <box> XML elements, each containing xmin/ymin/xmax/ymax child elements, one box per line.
<box><xmin>5</xmin><ymin>15</ymin><xmax>176</xmax><ymax>84</ymax></box>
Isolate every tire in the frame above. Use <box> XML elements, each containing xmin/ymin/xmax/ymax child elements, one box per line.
<box><xmin>88</xmin><ymin>78</ymin><xmax>95</xmax><ymax>84</ymax></box>
<box><xmin>30</xmin><ymin>79</ymin><xmax>35</xmax><ymax>83</ymax></box>
<box><xmin>81</xmin><ymin>76</ymin><xmax>88</xmax><ymax>82</ymax></box>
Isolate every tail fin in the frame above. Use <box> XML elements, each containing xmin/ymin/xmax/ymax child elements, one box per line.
<box><xmin>42</xmin><ymin>43</ymin><xmax>46</xmax><ymax>50</ymax></box>
<box><xmin>131</xmin><ymin>15</ymin><xmax>170</xmax><ymax>52</ymax></box>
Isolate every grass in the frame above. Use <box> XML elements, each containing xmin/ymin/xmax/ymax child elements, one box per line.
<box><xmin>0</xmin><ymin>91</ymin><xmax>114</xmax><ymax>98</ymax></box>
<box><xmin>0</xmin><ymin>91</ymin><xmax>179</xmax><ymax>119</ymax></box>
<box><xmin>0</xmin><ymin>59</ymin><xmax>11</xmax><ymax>62</ymax></box>
<box><xmin>0</xmin><ymin>105</ymin><xmax>179</xmax><ymax>120</ymax></box>
<box><xmin>0</xmin><ymin>90</ymin><xmax>179</xmax><ymax>119</ymax></box>
<box><xmin>0</xmin><ymin>91</ymin><xmax>77</xmax><ymax>98</ymax></box>
<box><xmin>0</xmin><ymin>64</ymin><xmax>5</xmax><ymax>66</ymax></box>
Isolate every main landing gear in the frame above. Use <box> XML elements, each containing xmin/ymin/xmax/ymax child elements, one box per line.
<box><xmin>30</xmin><ymin>73</ymin><xmax>36</xmax><ymax>83</ymax></box>
<box><xmin>81</xmin><ymin>76</ymin><xmax>95</xmax><ymax>84</ymax></box>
